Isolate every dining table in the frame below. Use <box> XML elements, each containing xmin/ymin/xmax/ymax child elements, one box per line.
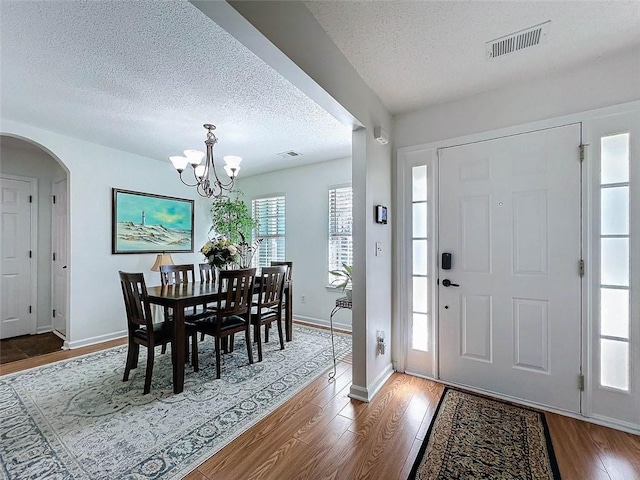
<box><xmin>147</xmin><ymin>278</ymin><xmax>293</xmax><ymax>394</ymax></box>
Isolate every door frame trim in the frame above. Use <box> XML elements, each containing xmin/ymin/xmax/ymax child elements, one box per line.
<box><xmin>51</xmin><ymin>177</ymin><xmax>68</xmax><ymax>340</ymax></box>
<box><xmin>0</xmin><ymin>173</ymin><xmax>38</xmax><ymax>337</ymax></box>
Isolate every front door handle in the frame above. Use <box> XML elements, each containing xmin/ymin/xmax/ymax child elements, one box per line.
<box><xmin>441</xmin><ymin>279</ymin><xmax>459</xmax><ymax>287</ymax></box>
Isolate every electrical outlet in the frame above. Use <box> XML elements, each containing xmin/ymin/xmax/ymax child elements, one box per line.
<box><xmin>300</xmin><ymin>294</ymin><xmax>307</xmax><ymax>303</ymax></box>
<box><xmin>377</xmin><ymin>330</ymin><xmax>386</xmax><ymax>355</ymax></box>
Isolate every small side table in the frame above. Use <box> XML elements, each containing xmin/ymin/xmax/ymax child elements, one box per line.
<box><xmin>329</xmin><ymin>296</ymin><xmax>352</xmax><ymax>381</ymax></box>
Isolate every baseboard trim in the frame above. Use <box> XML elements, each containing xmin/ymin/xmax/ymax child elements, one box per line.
<box><xmin>295</xmin><ymin>315</ymin><xmax>352</xmax><ymax>332</ymax></box>
<box><xmin>348</xmin><ymin>363</ymin><xmax>394</xmax><ymax>403</ymax></box>
<box><xmin>348</xmin><ymin>384</ymin><xmax>370</xmax><ymax>402</ymax></box>
<box><xmin>36</xmin><ymin>326</ymin><xmax>53</xmax><ymax>334</ymax></box>
<box><xmin>67</xmin><ymin>330</ymin><xmax>128</xmax><ymax>349</ymax></box>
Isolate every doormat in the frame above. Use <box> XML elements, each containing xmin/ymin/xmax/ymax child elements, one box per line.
<box><xmin>408</xmin><ymin>387</ymin><xmax>561</xmax><ymax>479</ymax></box>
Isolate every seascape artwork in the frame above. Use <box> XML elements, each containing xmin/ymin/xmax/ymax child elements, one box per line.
<box><xmin>112</xmin><ymin>189</ymin><xmax>194</xmax><ymax>254</ymax></box>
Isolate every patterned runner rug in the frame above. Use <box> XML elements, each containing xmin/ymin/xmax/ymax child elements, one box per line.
<box><xmin>0</xmin><ymin>324</ymin><xmax>351</xmax><ymax>479</ymax></box>
<box><xmin>409</xmin><ymin>388</ymin><xmax>561</xmax><ymax>479</ymax></box>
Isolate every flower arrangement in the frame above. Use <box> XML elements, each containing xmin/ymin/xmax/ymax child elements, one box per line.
<box><xmin>200</xmin><ymin>237</ymin><xmax>239</xmax><ymax>269</ymax></box>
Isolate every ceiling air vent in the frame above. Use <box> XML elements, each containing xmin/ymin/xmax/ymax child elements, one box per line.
<box><xmin>486</xmin><ymin>21</ymin><xmax>549</xmax><ymax>60</ymax></box>
<box><xmin>276</xmin><ymin>150</ymin><xmax>302</xmax><ymax>158</ymax></box>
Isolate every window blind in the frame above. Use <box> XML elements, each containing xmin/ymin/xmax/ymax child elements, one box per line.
<box><xmin>252</xmin><ymin>195</ymin><xmax>285</xmax><ymax>267</ymax></box>
<box><xmin>328</xmin><ymin>186</ymin><xmax>353</xmax><ymax>284</ymax></box>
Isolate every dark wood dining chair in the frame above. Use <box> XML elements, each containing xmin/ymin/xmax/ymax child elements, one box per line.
<box><xmin>198</xmin><ymin>263</ymin><xmax>216</xmax><ymax>341</ymax></box>
<box><xmin>270</xmin><ymin>261</ymin><xmax>293</xmax><ymax>340</ymax></box>
<box><xmin>199</xmin><ymin>263</ymin><xmax>215</xmax><ymax>284</ymax></box>
<box><xmin>159</xmin><ymin>263</ymin><xmax>210</xmax><ymax>320</ymax></box>
<box><xmin>158</xmin><ymin>263</ymin><xmax>203</xmax><ymax>354</ymax></box>
<box><xmin>251</xmin><ymin>266</ymin><xmax>287</xmax><ymax>362</ymax></box>
<box><xmin>119</xmin><ymin>271</ymin><xmax>199</xmax><ymax>394</ymax></box>
<box><xmin>270</xmin><ymin>261</ymin><xmax>292</xmax><ymax>281</ymax></box>
<box><xmin>160</xmin><ymin>263</ymin><xmax>195</xmax><ymax>285</ymax></box>
<box><xmin>192</xmin><ymin>268</ymin><xmax>256</xmax><ymax>379</ymax></box>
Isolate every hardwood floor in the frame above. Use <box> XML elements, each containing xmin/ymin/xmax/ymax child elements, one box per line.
<box><xmin>2</xmin><ymin>333</ymin><xmax>639</xmax><ymax>479</ymax></box>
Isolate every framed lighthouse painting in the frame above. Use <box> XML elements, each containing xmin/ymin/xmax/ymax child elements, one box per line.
<box><xmin>111</xmin><ymin>188</ymin><xmax>194</xmax><ymax>254</ymax></box>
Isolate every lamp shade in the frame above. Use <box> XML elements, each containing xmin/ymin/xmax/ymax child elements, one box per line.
<box><xmin>150</xmin><ymin>253</ymin><xmax>175</xmax><ymax>271</ymax></box>
<box><xmin>183</xmin><ymin>149</ymin><xmax>205</xmax><ymax>166</ymax></box>
<box><xmin>223</xmin><ymin>155</ymin><xmax>242</xmax><ymax>169</ymax></box>
<box><xmin>224</xmin><ymin>165</ymin><xmax>241</xmax><ymax>178</ymax></box>
<box><xmin>169</xmin><ymin>156</ymin><xmax>188</xmax><ymax>172</ymax></box>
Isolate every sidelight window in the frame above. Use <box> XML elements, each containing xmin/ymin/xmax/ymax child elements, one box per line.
<box><xmin>599</xmin><ymin>133</ymin><xmax>630</xmax><ymax>391</ymax></box>
<box><xmin>411</xmin><ymin>165</ymin><xmax>429</xmax><ymax>351</ymax></box>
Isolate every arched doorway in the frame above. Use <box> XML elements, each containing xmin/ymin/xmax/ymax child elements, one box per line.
<box><xmin>0</xmin><ymin>135</ymin><xmax>70</xmax><ymax>362</ymax></box>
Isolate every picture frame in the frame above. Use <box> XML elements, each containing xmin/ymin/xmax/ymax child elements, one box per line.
<box><xmin>112</xmin><ymin>188</ymin><xmax>194</xmax><ymax>254</ymax></box>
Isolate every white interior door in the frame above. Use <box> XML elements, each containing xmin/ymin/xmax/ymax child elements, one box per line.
<box><xmin>1</xmin><ymin>176</ymin><xmax>35</xmax><ymax>339</ymax></box>
<box><xmin>438</xmin><ymin>124</ymin><xmax>583</xmax><ymax>413</ymax></box>
<box><xmin>52</xmin><ymin>178</ymin><xmax>68</xmax><ymax>337</ymax></box>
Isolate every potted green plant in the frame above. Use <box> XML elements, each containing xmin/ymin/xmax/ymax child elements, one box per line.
<box><xmin>209</xmin><ymin>191</ymin><xmax>258</xmax><ymax>245</ymax></box>
<box><xmin>330</xmin><ymin>263</ymin><xmax>353</xmax><ymax>301</ymax></box>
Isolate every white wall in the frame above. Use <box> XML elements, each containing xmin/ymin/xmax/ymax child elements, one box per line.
<box><xmin>392</xmin><ymin>46</ymin><xmax>640</xmax><ymax>375</ymax></box>
<box><xmin>236</xmin><ymin>157</ymin><xmax>352</xmax><ymax>330</ymax></box>
<box><xmin>1</xmin><ymin>139</ymin><xmax>66</xmax><ymax>332</ymax></box>
<box><xmin>0</xmin><ymin>119</ymin><xmax>212</xmax><ymax>348</ymax></box>
<box><xmin>395</xmin><ymin>46</ymin><xmax>640</xmax><ymax>148</ymax></box>
<box><xmin>207</xmin><ymin>0</ymin><xmax>395</xmax><ymax>402</ymax></box>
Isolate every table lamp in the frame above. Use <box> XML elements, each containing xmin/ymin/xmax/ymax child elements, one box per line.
<box><xmin>150</xmin><ymin>253</ymin><xmax>174</xmax><ymax>271</ymax></box>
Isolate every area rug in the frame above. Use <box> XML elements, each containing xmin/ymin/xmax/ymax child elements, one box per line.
<box><xmin>409</xmin><ymin>388</ymin><xmax>561</xmax><ymax>479</ymax></box>
<box><xmin>0</xmin><ymin>324</ymin><xmax>351</xmax><ymax>480</ymax></box>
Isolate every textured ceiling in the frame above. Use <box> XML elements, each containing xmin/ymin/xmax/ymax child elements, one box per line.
<box><xmin>304</xmin><ymin>0</ymin><xmax>640</xmax><ymax>114</ymax></box>
<box><xmin>0</xmin><ymin>1</ymin><xmax>352</xmax><ymax>177</ymax></box>
<box><xmin>3</xmin><ymin>1</ymin><xmax>639</xmax><ymax>173</ymax></box>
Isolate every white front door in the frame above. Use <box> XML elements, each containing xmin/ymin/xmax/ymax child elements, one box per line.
<box><xmin>438</xmin><ymin>124</ymin><xmax>582</xmax><ymax>413</ymax></box>
<box><xmin>52</xmin><ymin>178</ymin><xmax>68</xmax><ymax>337</ymax></box>
<box><xmin>1</xmin><ymin>176</ymin><xmax>36</xmax><ymax>339</ymax></box>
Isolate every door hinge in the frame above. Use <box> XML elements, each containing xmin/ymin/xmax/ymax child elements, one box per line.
<box><xmin>29</xmin><ymin>250</ymin><xmax>32</xmax><ymax>258</ymax></box>
<box><xmin>29</xmin><ymin>305</ymin><xmax>32</xmax><ymax>314</ymax></box>
<box><xmin>53</xmin><ymin>252</ymin><xmax>56</xmax><ymax>261</ymax></box>
<box><xmin>52</xmin><ymin>195</ymin><xmax>56</xmax><ymax>204</ymax></box>
<box><xmin>579</xmin><ymin>144</ymin><xmax>588</xmax><ymax>162</ymax></box>
<box><xmin>29</xmin><ymin>195</ymin><xmax>33</xmax><ymax>203</ymax></box>
<box><xmin>579</xmin><ymin>259</ymin><xmax>585</xmax><ymax>277</ymax></box>
<box><xmin>578</xmin><ymin>374</ymin><xmax>585</xmax><ymax>391</ymax></box>
<box><xmin>53</xmin><ymin>309</ymin><xmax>56</xmax><ymax>318</ymax></box>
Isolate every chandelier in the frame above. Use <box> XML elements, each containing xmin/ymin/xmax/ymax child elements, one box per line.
<box><xmin>169</xmin><ymin>124</ymin><xmax>242</xmax><ymax>199</ymax></box>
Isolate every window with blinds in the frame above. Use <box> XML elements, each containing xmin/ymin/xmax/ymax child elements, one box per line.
<box><xmin>328</xmin><ymin>185</ymin><xmax>353</xmax><ymax>284</ymax></box>
<box><xmin>252</xmin><ymin>195</ymin><xmax>285</xmax><ymax>267</ymax></box>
